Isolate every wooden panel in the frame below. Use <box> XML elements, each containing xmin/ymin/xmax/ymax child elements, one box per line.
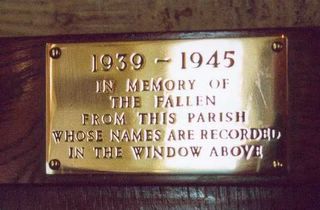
<box><xmin>0</xmin><ymin>185</ymin><xmax>319</xmax><ymax>209</ymax></box>
<box><xmin>0</xmin><ymin>28</ymin><xmax>319</xmax><ymax>185</ymax></box>
<box><xmin>0</xmin><ymin>0</ymin><xmax>320</xmax><ymax>37</ymax></box>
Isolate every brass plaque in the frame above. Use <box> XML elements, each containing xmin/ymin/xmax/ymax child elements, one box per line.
<box><xmin>46</xmin><ymin>36</ymin><xmax>287</xmax><ymax>175</ymax></box>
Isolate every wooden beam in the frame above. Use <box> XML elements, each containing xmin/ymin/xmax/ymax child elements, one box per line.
<box><xmin>0</xmin><ymin>28</ymin><xmax>319</xmax><ymax>184</ymax></box>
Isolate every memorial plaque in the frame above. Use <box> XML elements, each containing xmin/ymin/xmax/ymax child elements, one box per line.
<box><xmin>46</xmin><ymin>35</ymin><xmax>287</xmax><ymax>174</ymax></box>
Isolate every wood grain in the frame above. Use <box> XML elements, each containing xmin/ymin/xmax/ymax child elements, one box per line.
<box><xmin>0</xmin><ymin>0</ymin><xmax>320</xmax><ymax>37</ymax></box>
<box><xmin>0</xmin><ymin>185</ymin><xmax>319</xmax><ymax>209</ymax></box>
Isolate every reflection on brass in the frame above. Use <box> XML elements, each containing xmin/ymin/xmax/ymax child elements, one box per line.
<box><xmin>46</xmin><ymin>36</ymin><xmax>288</xmax><ymax>175</ymax></box>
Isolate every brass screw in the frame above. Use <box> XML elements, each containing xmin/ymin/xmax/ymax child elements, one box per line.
<box><xmin>49</xmin><ymin>47</ymin><xmax>61</xmax><ymax>59</ymax></box>
<box><xmin>49</xmin><ymin>159</ymin><xmax>61</xmax><ymax>170</ymax></box>
<box><xmin>272</xmin><ymin>160</ymin><xmax>283</xmax><ymax>168</ymax></box>
<box><xmin>272</xmin><ymin>41</ymin><xmax>283</xmax><ymax>52</ymax></box>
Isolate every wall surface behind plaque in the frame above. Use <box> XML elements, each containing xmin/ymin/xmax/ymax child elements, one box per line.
<box><xmin>0</xmin><ymin>0</ymin><xmax>319</xmax><ymax>37</ymax></box>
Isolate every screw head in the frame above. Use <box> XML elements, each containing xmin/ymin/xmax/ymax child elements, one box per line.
<box><xmin>49</xmin><ymin>159</ymin><xmax>61</xmax><ymax>170</ymax></box>
<box><xmin>272</xmin><ymin>41</ymin><xmax>283</xmax><ymax>52</ymax></box>
<box><xmin>272</xmin><ymin>160</ymin><xmax>284</xmax><ymax>168</ymax></box>
<box><xmin>49</xmin><ymin>47</ymin><xmax>61</xmax><ymax>59</ymax></box>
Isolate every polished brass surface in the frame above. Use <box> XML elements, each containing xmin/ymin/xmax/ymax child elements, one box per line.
<box><xmin>46</xmin><ymin>36</ymin><xmax>287</xmax><ymax>174</ymax></box>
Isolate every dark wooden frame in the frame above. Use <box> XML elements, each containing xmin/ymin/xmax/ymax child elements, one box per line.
<box><xmin>0</xmin><ymin>28</ymin><xmax>319</xmax><ymax>184</ymax></box>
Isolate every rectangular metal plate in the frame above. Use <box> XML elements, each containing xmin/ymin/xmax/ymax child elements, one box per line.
<box><xmin>46</xmin><ymin>36</ymin><xmax>287</xmax><ymax>175</ymax></box>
